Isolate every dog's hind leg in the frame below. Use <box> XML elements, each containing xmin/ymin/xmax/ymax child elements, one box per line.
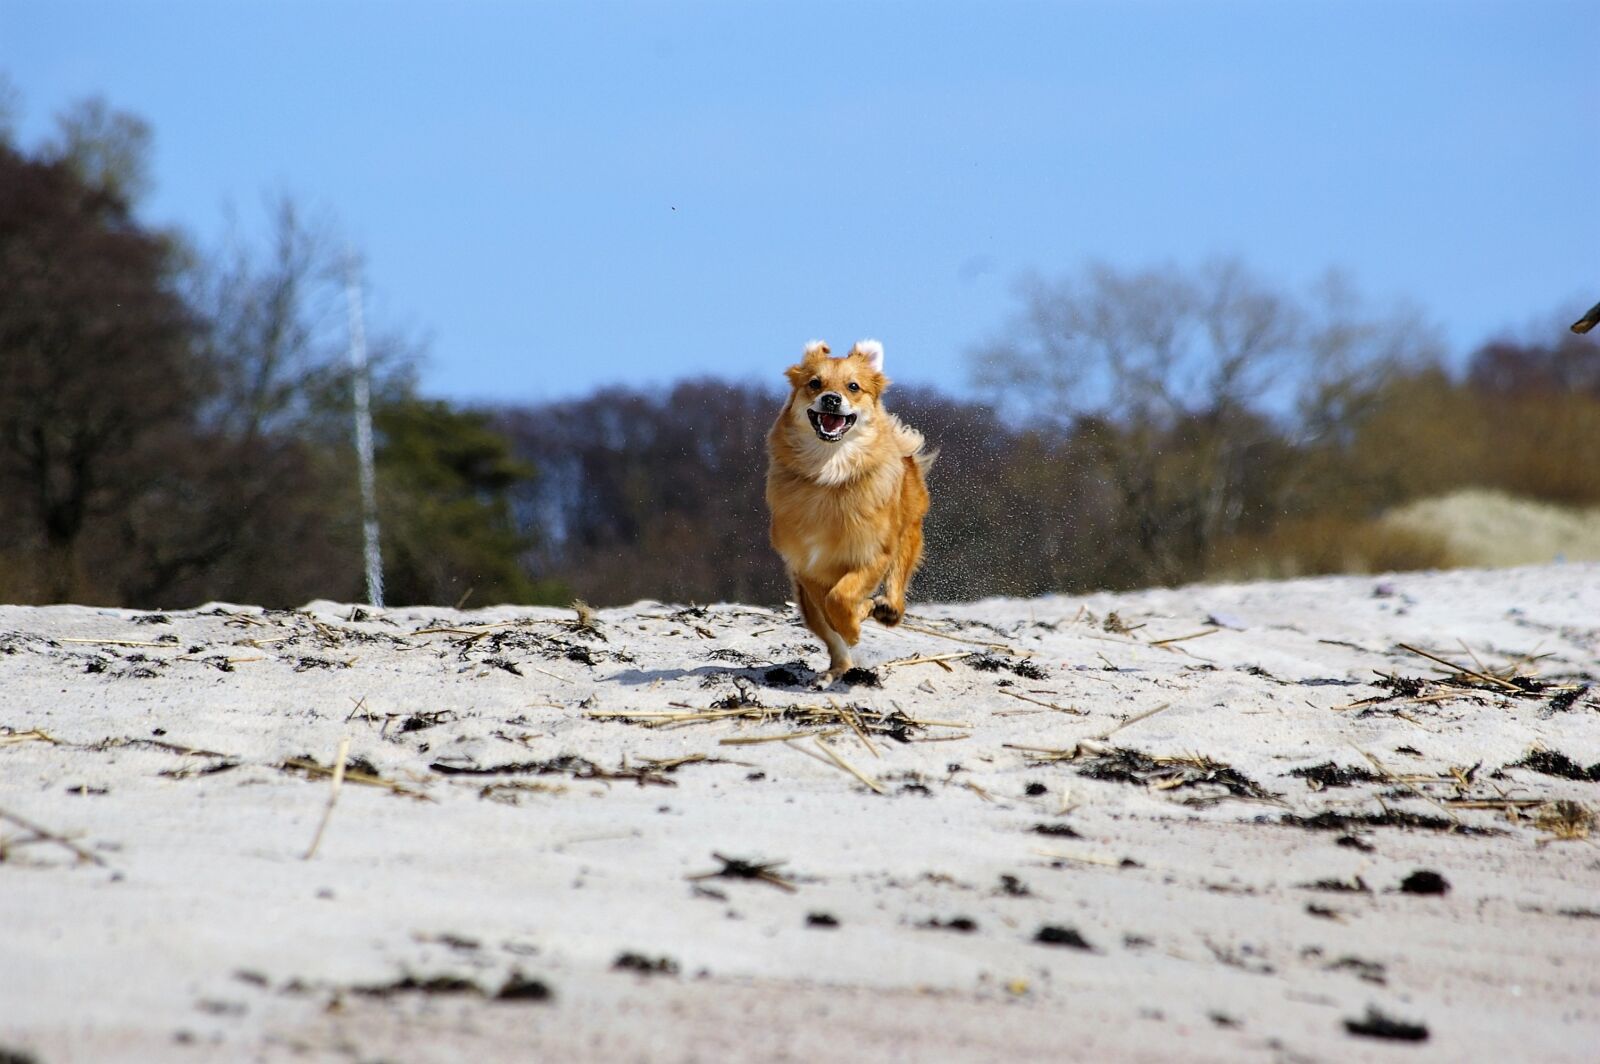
<box><xmin>796</xmin><ymin>577</ymin><xmax>852</xmax><ymax>685</ymax></box>
<box><xmin>871</xmin><ymin>520</ymin><xmax>923</xmax><ymax>627</ymax></box>
<box><xmin>873</xmin><ymin>469</ymin><xmax>928</xmax><ymax>626</ymax></box>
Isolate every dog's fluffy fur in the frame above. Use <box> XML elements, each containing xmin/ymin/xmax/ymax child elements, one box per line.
<box><xmin>766</xmin><ymin>339</ymin><xmax>934</xmax><ymax>684</ymax></box>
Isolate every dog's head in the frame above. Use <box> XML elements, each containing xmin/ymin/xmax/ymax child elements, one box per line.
<box><xmin>782</xmin><ymin>339</ymin><xmax>889</xmax><ymax>444</ymax></box>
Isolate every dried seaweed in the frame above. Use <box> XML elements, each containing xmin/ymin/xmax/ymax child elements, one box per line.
<box><xmin>428</xmin><ymin>755</ymin><xmax>676</xmax><ymax>787</ymax></box>
<box><xmin>399</xmin><ymin>710</ymin><xmax>455</xmax><ymax>733</ymax></box>
<box><xmin>1034</xmin><ymin>925</ymin><xmax>1093</xmax><ymax>950</ymax></box>
<box><xmin>969</xmin><ymin>655</ymin><xmax>1048</xmax><ymax>680</ymax></box>
<box><xmin>1070</xmin><ymin>748</ymin><xmax>1278</xmax><ymax>803</ymax></box>
<box><xmin>1032</xmin><ymin>823</ymin><xmax>1082</xmax><ymax>838</ymax></box>
<box><xmin>1508</xmin><ymin>750</ymin><xmax>1600</xmax><ymax>782</ymax></box>
<box><xmin>613</xmin><ymin>952</ymin><xmax>679</xmax><ymax>975</ymax></box>
<box><xmin>1326</xmin><ymin>957</ymin><xmax>1387</xmax><ymax>984</ymax></box>
<box><xmin>495</xmin><ymin>973</ymin><xmax>553</xmax><ymax>1001</ymax></box>
<box><xmin>342</xmin><ymin>968</ymin><xmax>551</xmax><ymax>1002</ymax></box>
<box><xmin>588</xmin><ymin>701</ymin><xmax>961</xmax><ymax>746</ymax></box>
<box><xmin>1343</xmin><ymin>1007</ymin><xmax>1428</xmax><ymax>1042</ymax></box>
<box><xmin>1348</xmin><ymin>644</ymin><xmax>1581</xmax><ymax>713</ymax></box>
<box><xmin>1298</xmin><ymin>876</ymin><xmax>1370</xmax><ymax>894</ymax></box>
<box><xmin>158</xmin><ymin>759</ymin><xmax>241</xmax><ymax>780</ymax></box>
<box><xmin>763</xmin><ymin>665</ymin><xmax>803</xmax><ymax>687</ymax></box>
<box><xmin>1277</xmin><ymin>810</ymin><xmax>1500</xmax><ymax>836</ymax></box>
<box><xmin>1290</xmin><ymin>762</ymin><xmax>1382</xmax><ymax>789</ymax></box>
<box><xmin>687</xmin><ymin>853</ymin><xmax>798</xmax><ymax>892</ymax></box>
<box><xmin>1546</xmin><ymin>685</ymin><xmax>1590</xmax><ymax>713</ymax></box>
<box><xmin>1398</xmin><ymin>870</ymin><xmax>1450</xmax><ymax>895</ymax></box>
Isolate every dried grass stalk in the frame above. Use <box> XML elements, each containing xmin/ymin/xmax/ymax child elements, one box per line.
<box><xmin>302</xmin><ymin>736</ymin><xmax>351</xmax><ymax>860</ymax></box>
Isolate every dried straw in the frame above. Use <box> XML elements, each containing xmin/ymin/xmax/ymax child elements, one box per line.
<box><xmin>897</xmin><ymin>618</ymin><xmax>1028</xmax><ymax>656</ymax></box>
<box><xmin>1148</xmin><ymin>628</ymin><xmax>1219</xmax><ymax>647</ymax></box>
<box><xmin>720</xmin><ymin>728</ymin><xmax>846</xmax><ymax>746</ymax></box>
<box><xmin>880</xmin><ymin>651</ymin><xmax>970</xmax><ymax>672</ymax></box>
<box><xmin>795</xmin><ymin>737</ymin><xmax>886</xmax><ymax>795</ymax></box>
<box><xmin>1397</xmin><ymin>643</ymin><xmax>1523</xmax><ymax>693</ymax></box>
<box><xmin>0</xmin><ymin>804</ymin><xmax>106</xmax><ymax>866</ymax></box>
<box><xmin>0</xmin><ymin>728</ymin><xmax>59</xmax><ymax>747</ymax></box>
<box><xmin>302</xmin><ymin>736</ymin><xmax>350</xmax><ymax>860</ymax></box>
<box><xmin>999</xmin><ymin>690</ymin><xmax>1086</xmax><ymax>716</ymax></box>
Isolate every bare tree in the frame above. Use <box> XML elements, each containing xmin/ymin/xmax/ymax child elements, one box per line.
<box><xmin>972</xmin><ymin>260</ymin><xmax>1436</xmax><ymax>586</ymax></box>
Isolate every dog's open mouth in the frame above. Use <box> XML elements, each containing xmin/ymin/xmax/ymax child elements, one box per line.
<box><xmin>807</xmin><ymin>409</ymin><xmax>857</xmax><ymax>441</ymax></box>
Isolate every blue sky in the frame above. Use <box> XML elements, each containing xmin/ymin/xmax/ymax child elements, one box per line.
<box><xmin>4</xmin><ymin>1</ymin><xmax>1596</xmax><ymax>404</ymax></box>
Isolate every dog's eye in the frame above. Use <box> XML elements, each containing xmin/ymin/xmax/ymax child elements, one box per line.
<box><xmin>808</xmin><ymin>378</ymin><xmax>821</xmax><ymax>390</ymax></box>
<box><xmin>848</xmin><ymin>382</ymin><xmax>860</xmax><ymax>392</ymax></box>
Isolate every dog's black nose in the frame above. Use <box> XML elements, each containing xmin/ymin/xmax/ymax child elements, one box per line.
<box><xmin>819</xmin><ymin>392</ymin><xmax>843</xmax><ymax>412</ymax></box>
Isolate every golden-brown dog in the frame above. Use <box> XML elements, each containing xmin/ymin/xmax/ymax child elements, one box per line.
<box><xmin>766</xmin><ymin>339</ymin><xmax>934</xmax><ymax>685</ymax></box>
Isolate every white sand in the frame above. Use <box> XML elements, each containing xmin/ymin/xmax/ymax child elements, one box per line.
<box><xmin>2</xmin><ymin>565</ymin><xmax>1598</xmax><ymax>1062</ymax></box>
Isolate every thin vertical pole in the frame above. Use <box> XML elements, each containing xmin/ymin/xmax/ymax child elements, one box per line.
<box><xmin>344</xmin><ymin>253</ymin><xmax>384</xmax><ymax>608</ymax></box>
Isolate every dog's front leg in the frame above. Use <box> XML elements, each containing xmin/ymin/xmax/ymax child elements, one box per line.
<box><xmin>796</xmin><ymin>577</ymin><xmax>854</xmax><ymax>685</ymax></box>
<box><xmin>823</xmin><ymin>558</ymin><xmax>889</xmax><ymax>648</ymax></box>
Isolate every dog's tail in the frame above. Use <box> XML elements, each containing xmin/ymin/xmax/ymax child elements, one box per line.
<box><xmin>890</xmin><ymin>416</ymin><xmax>938</xmax><ymax>476</ymax></box>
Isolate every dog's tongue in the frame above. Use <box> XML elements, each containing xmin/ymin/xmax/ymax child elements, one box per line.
<box><xmin>820</xmin><ymin>413</ymin><xmax>847</xmax><ymax>434</ymax></box>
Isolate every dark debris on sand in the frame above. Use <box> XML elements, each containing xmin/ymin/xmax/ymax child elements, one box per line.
<box><xmin>1032</xmin><ymin>822</ymin><xmax>1082</xmax><ymax>838</ymax></box>
<box><xmin>839</xmin><ymin>666</ymin><xmax>882</xmax><ymax>688</ymax></box>
<box><xmin>613</xmin><ymin>952</ymin><xmax>680</xmax><ymax>975</ymax></box>
<box><xmin>351</xmin><ymin>974</ymin><xmax>477</xmax><ymax>998</ymax></box>
<box><xmin>1033</xmin><ymin>925</ymin><xmax>1093</xmax><ymax>950</ymax></box>
<box><xmin>428</xmin><ymin>754</ymin><xmax>677</xmax><ymax>787</ymax></box>
<box><xmin>688</xmin><ymin>853</ymin><xmax>798</xmax><ymax>893</ymax></box>
<box><xmin>1290</xmin><ymin>762</ymin><xmax>1382</xmax><ymax>789</ymax></box>
<box><xmin>1507</xmin><ymin>750</ymin><xmax>1600</xmax><ymax>782</ymax></box>
<box><xmin>1073</xmin><ymin>748</ymin><xmax>1278</xmax><ymax>804</ymax></box>
<box><xmin>1397</xmin><ymin>870</ymin><xmax>1450</xmax><ymax>896</ymax></box>
<box><xmin>348</xmin><ymin>972</ymin><xmax>552</xmax><ymax>1003</ymax></box>
<box><xmin>1545</xmin><ymin>685</ymin><xmax>1591</xmax><ymax>713</ymax></box>
<box><xmin>1298</xmin><ymin>876</ymin><xmax>1370</xmax><ymax>894</ymax></box>
<box><xmin>1276</xmin><ymin>810</ymin><xmax>1501</xmax><ymax>836</ymax></box>
<box><xmin>969</xmin><ymin>655</ymin><xmax>1049</xmax><ymax>681</ymax></box>
<box><xmin>1343</xmin><ymin>1006</ymin><xmax>1428</xmax><ymax>1042</ymax></box>
<box><xmin>495</xmin><ymin>973</ymin><xmax>553</xmax><ymax>1001</ymax></box>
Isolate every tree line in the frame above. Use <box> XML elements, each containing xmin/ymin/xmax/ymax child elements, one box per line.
<box><xmin>499</xmin><ymin>265</ymin><xmax>1598</xmax><ymax>605</ymax></box>
<box><xmin>3</xmin><ymin>95</ymin><xmax>1595</xmax><ymax>609</ymax></box>
<box><xmin>0</xmin><ymin>97</ymin><xmax>542</xmax><ymax>608</ymax></box>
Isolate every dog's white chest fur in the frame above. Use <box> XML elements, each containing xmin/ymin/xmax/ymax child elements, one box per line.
<box><xmin>797</xmin><ymin>431</ymin><xmax>873</xmax><ymax>487</ymax></box>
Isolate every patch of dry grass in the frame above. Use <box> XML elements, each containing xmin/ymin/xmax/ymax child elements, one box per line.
<box><xmin>1211</xmin><ymin>515</ymin><xmax>1455</xmax><ymax>580</ymax></box>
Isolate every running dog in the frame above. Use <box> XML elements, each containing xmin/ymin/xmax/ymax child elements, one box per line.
<box><xmin>766</xmin><ymin>339</ymin><xmax>934</xmax><ymax>685</ymax></box>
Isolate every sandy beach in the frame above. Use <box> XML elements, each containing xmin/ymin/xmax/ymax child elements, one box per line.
<box><xmin>2</xmin><ymin>564</ymin><xmax>1597</xmax><ymax>1062</ymax></box>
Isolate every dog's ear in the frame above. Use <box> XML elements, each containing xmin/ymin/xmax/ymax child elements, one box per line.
<box><xmin>785</xmin><ymin>341</ymin><xmax>830</xmax><ymax>388</ymax></box>
<box><xmin>847</xmin><ymin>339</ymin><xmax>889</xmax><ymax>391</ymax></box>
<box><xmin>849</xmin><ymin>339</ymin><xmax>884</xmax><ymax>374</ymax></box>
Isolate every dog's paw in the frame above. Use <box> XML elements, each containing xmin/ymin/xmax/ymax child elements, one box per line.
<box><xmin>871</xmin><ymin>596</ymin><xmax>903</xmax><ymax>627</ymax></box>
<box><xmin>813</xmin><ymin>662</ymin><xmax>851</xmax><ymax>689</ymax></box>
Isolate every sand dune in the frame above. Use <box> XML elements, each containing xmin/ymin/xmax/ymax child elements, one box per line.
<box><xmin>2</xmin><ymin>565</ymin><xmax>1597</xmax><ymax>1062</ymax></box>
<box><xmin>1383</xmin><ymin>489</ymin><xmax>1600</xmax><ymax>567</ymax></box>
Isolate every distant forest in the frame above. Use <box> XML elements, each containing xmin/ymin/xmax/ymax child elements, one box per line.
<box><xmin>4</xmin><ymin>97</ymin><xmax>1597</xmax><ymax>608</ymax></box>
